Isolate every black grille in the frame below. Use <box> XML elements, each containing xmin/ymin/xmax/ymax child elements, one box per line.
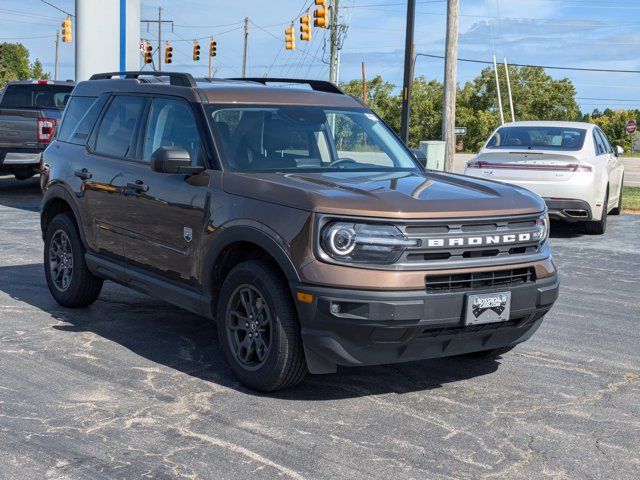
<box><xmin>425</xmin><ymin>267</ymin><xmax>536</xmax><ymax>293</ymax></box>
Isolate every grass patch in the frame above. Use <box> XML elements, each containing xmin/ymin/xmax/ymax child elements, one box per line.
<box><xmin>622</xmin><ymin>186</ymin><xmax>640</xmax><ymax>212</ymax></box>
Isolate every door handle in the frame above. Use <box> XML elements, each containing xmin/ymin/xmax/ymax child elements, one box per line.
<box><xmin>126</xmin><ymin>181</ymin><xmax>149</xmax><ymax>192</ymax></box>
<box><xmin>74</xmin><ymin>168</ymin><xmax>92</xmax><ymax>180</ymax></box>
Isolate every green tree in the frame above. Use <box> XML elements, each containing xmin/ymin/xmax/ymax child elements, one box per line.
<box><xmin>455</xmin><ymin>66</ymin><xmax>581</xmax><ymax>151</ymax></box>
<box><xmin>587</xmin><ymin>109</ymin><xmax>639</xmax><ymax>152</ymax></box>
<box><xmin>0</xmin><ymin>42</ymin><xmax>50</xmax><ymax>87</ymax></box>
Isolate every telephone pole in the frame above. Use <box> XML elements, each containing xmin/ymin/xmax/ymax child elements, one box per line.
<box><xmin>441</xmin><ymin>0</ymin><xmax>459</xmax><ymax>172</ymax></box>
<box><xmin>361</xmin><ymin>62</ymin><xmax>367</xmax><ymax>103</ymax></box>
<box><xmin>242</xmin><ymin>17</ymin><xmax>249</xmax><ymax>77</ymax></box>
<box><xmin>329</xmin><ymin>0</ymin><xmax>340</xmax><ymax>83</ymax></box>
<box><xmin>141</xmin><ymin>7</ymin><xmax>173</xmax><ymax>72</ymax></box>
<box><xmin>400</xmin><ymin>0</ymin><xmax>416</xmax><ymax>144</ymax></box>
<box><xmin>54</xmin><ymin>30</ymin><xmax>60</xmax><ymax>80</ymax></box>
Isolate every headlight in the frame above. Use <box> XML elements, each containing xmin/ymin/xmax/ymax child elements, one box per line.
<box><xmin>320</xmin><ymin>222</ymin><xmax>418</xmax><ymax>264</ymax></box>
<box><xmin>533</xmin><ymin>214</ymin><xmax>549</xmax><ymax>243</ymax></box>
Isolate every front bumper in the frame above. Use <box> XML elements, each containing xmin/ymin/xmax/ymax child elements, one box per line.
<box><xmin>294</xmin><ymin>272</ymin><xmax>559</xmax><ymax>374</ymax></box>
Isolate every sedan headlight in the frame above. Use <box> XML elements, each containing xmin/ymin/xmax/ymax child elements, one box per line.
<box><xmin>320</xmin><ymin>222</ymin><xmax>418</xmax><ymax>264</ymax></box>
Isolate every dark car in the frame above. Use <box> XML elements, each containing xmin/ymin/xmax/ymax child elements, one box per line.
<box><xmin>40</xmin><ymin>72</ymin><xmax>559</xmax><ymax>391</ymax></box>
<box><xmin>0</xmin><ymin>79</ymin><xmax>73</xmax><ymax>181</ymax></box>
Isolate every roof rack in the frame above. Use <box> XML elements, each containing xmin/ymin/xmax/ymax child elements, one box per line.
<box><xmin>89</xmin><ymin>71</ymin><xmax>197</xmax><ymax>88</ymax></box>
<box><xmin>229</xmin><ymin>77</ymin><xmax>344</xmax><ymax>95</ymax></box>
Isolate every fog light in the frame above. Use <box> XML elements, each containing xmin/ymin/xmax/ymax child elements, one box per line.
<box><xmin>330</xmin><ymin>303</ymin><xmax>341</xmax><ymax>314</ymax></box>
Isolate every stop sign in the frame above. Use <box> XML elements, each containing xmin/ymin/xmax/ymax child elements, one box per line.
<box><xmin>626</xmin><ymin>120</ymin><xmax>637</xmax><ymax>134</ymax></box>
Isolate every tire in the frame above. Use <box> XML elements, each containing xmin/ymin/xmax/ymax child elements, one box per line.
<box><xmin>217</xmin><ymin>260</ymin><xmax>307</xmax><ymax>392</ymax></box>
<box><xmin>463</xmin><ymin>345</ymin><xmax>516</xmax><ymax>359</ymax></box>
<box><xmin>44</xmin><ymin>213</ymin><xmax>103</xmax><ymax>307</ymax></box>
<box><xmin>610</xmin><ymin>177</ymin><xmax>623</xmax><ymax>215</ymax></box>
<box><xmin>584</xmin><ymin>189</ymin><xmax>608</xmax><ymax>235</ymax></box>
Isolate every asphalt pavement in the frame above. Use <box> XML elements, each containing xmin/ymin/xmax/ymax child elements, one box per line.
<box><xmin>0</xmin><ymin>175</ymin><xmax>638</xmax><ymax>479</ymax></box>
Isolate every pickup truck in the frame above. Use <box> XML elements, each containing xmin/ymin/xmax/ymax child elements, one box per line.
<box><xmin>0</xmin><ymin>80</ymin><xmax>74</xmax><ymax>181</ymax></box>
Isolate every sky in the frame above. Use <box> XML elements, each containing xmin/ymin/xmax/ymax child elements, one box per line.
<box><xmin>2</xmin><ymin>0</ymin><xmax>640</xmax><ymax>113</ymax></box>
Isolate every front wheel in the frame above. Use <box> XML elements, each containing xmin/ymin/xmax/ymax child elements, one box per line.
<box><xmin>217</xmin><ymin>260</ymin><xmax>307</xmax><ymax>391</ymax></box>
<box><xmin>44</xmin><ymin>213</ymin><xmax>103</xmax><ymax>307</ymax></box>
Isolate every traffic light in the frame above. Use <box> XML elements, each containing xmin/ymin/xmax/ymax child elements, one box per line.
<box><xmin>300</xmin><ymin>11</ymin><xmax>311</xmax><ymax>41</ymax></box>
<box><xmin>192</xmin><ymin>41</ymin><xmax>201</xmax><ymax>61</ymax></box>
<box><xmin>144</xmin><ymin>41</ymin><xmax>153</xmax><ymax>64</ymax></box>
<box><xmin>209</xmin><ymin>39</ymin><xmax>217</xmax><ymax>57</ymax></box>
<box><xmin>164</xmin><ymin>42</ymin><xmax>173</xmax><ymax>64</ymax></box>
<box><xmin>285</xmin><ymin>25</ymin><xmax>295</xmax><ymax>51</ymax></box>
<box><xmin>61</xmin><ymin>16</ymin><xmax>72</xmax><ymax>43</ymax></box>
<box><xmin>314</xmin><ymin>0</ymin><xmax>327</xmax><ymax>28</ymax></box>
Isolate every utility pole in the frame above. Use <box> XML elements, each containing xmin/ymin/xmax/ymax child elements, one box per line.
<box><xmin>242</xmin><ymin>17</ymin><xmax>249</xmax><ymax>78</ymax></box>
<box><xmin>504</xmin><ymin>57</ymin><xmax>515</xmax><ymax>122</ymax></box>
<box><xmin>441</xmin><ymin>0</ymin><xmax>459</xmax><ymax>172</ymax></box>
<box><xmin>361</xmin><ymin>62</ymin><xmax>367</xmax><ymax>103</ymax></box>
<box><xmin>54</xmin><ymin>30</ymin><xmax>60</xmax><ymax>81</ymax></box>
<box><xmin>493</xmin><ymin>55</ymin><xmax>505</xmax><ymax>125</ymax></box>
<box><xmin>141</xmin><ymin>7</ymin><xmax>173</xmax><ymax>72</ymax></box>
<box><xmin>400</xmin><ymin>0</ymin><xmax>416</xmax><ymax>144</ymax></box>
<box><xmin>329</xmin><ymin>0</ymin><xmax>340</xmax><ymax>84</ymax></box>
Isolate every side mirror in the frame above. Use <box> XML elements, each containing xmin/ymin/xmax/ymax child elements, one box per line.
<box><xmin>615</xmin><ymin>145</ymin><xmax>624</xmax><ymax>157</ymax></box>
<box><xmin>150</xmin><ymin>146</ymin><xmax>204</xmax><ymax>175</ymax></box>
<box><xmin>410</xmin><ymin>148</ymin><xmax>427</xmax><ymax>168</ymax></box>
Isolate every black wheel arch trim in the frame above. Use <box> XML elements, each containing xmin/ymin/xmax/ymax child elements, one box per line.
<box><xmin>40</xmin><ymin>184</ymin><xmax>86</xmax><ymax>245</ymax></box>
<box><xmin>201</xmin><ymin>224</ymin><xmax>301</xmax><ymax>294</ymax></box>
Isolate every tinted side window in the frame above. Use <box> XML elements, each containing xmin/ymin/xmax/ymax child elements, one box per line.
<box><xmin>94</xmin><ymin>96</ymin><xmax>147</xmax><ymax>158</ymax></box>
<box><xmin>57</xmin><ymin>97</ymin><xmax>96</xmax><ymax>142</ymax></box>
<box><xmin>142</xmin><ymin>98</ymin><xmax>202</xmax><ymax>165</ymax></box>
<box><xmin>66</xmin><ymin>95</ymin><xmax>109</xmax><ymax>146</ymax></box>
<box><xmin>593</xmin><ymin>130</ymin><xmax>606</xmax><ymax>156</ymax></box>
<box><xmin>597</xmin><ymin>129</ymin><xmax>613</xmax><ymax>154</ymax></box>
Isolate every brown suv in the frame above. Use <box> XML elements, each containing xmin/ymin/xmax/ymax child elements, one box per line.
<box><xmin>40</xmin><ymin>72</ymin><xmax>559</xmax><ymax>391</ymax></box>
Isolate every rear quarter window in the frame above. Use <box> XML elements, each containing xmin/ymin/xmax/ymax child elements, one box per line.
<box><xmin>58</xmin><ymin>96</ymin><xmax>97</xmax><ymax>143</ymax></box>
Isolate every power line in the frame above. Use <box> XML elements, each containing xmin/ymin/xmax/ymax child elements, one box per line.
<box><xmin>0</xmin><ymin>34</ymin><xmax>56</xmax><ymax>40</ymax></box>
<box><xmin>415</xmin><ymin>52</ymin><xmax>640</xmax><ymax>74</ymax></box>
<box><xmin>37</xmin><ymin>0</ymin><xmax>73</xmax><ymax>17</ymax></box>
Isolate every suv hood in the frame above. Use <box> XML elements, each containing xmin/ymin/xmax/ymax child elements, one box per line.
<box><xmin>223</xmin><ymin>170</ymin><xmax>545</xmax><ymax>219</ymax></box>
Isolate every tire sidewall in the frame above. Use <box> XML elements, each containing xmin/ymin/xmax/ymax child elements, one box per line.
<box><xmin>217</xmin><ymin>262</ymin><xmax>296</xmax><ymax>389</ymax></box>
<box><xmin>44</xmin><ymin>214</ymin><xmax>86</xmax><ymax>304</ymax></box>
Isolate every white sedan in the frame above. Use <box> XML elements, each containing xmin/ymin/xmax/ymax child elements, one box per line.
<box><xmin>464</xmin><ymin>121</ymin><xmax>625</xmax><ymax>234</ymax></box>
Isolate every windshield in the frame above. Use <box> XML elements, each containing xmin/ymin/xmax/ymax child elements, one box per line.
<box><xmin>486</xmin><ymin>126</ymin><xmax>586</xmax><ymax>151</ymax></box>
<box><xmin>207</xmin><ymin>105</ymin><xmax>419</xmax><ymax>172</ymax></box>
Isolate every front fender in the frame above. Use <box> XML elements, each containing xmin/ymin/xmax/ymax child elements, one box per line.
<box><xmin>200</xmin><ymin>222</ymin><xmax>301</xmax><ymax>295</ymax></box>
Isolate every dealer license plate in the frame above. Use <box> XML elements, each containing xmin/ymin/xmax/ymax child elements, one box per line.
<box><xmin>465</xmin><ymin>291</ymin><xmax>511</xmax><ymax>325</ymax></box>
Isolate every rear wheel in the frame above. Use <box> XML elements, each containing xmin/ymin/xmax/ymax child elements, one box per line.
<box><xmin>44</xmin><ymin>213</ymin><xmax>103</xmax><ymax>307</ymax></box>
<box><xmin>217</xmin><ymin>260</ymin><xmax>307</xmax><ymax>392</ymax></box>
<box><xmin>610</xmin><ymin>177</ymin><xmax>623</xmax><ymax>215</ymax></box>
<box><xmin>584</xmin><ymin>189</ymin><xmax>608</xmax><ymax>235</ymax></box>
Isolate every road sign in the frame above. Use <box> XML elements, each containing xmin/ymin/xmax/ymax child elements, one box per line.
<box><xmin>626</xmin><ymin>120</ymin><xmax>636</xmax><ymax>134</ymax></box>
<box><xmin>454</xmin><ymin>127</ymin><xmax>467</xmax><ymax>136</ymax></box>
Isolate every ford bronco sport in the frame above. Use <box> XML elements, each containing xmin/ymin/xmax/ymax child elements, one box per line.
<box><xmin>41</xmin><ymin>72</ymin><xmax>559</xmax><ymax>391</ymax></box>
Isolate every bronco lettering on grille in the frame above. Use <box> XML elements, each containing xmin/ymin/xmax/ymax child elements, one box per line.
<box><xmin>425</xmin><ymin>233</ymin><xmax>532</xmax><ymax>248</ymax></box>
